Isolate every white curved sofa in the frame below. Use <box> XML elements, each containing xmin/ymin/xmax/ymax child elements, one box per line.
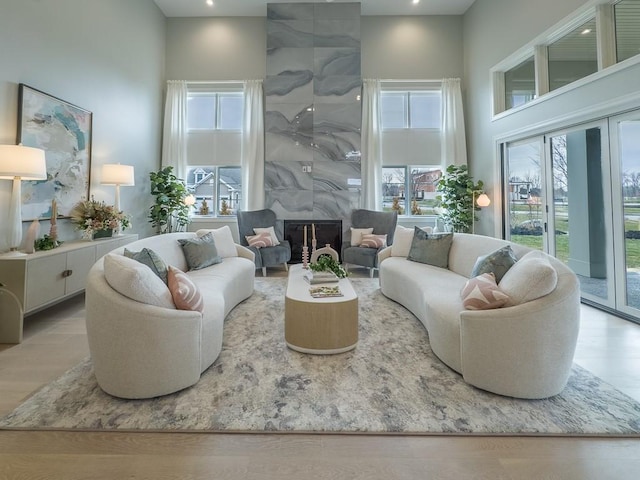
<box><xmin>378</xmin><ymin>232</ymin><xmax>581</xmax><ymax>399</ymax></box>
<box><xmin>85</xmin><ymin>231</ymin><xmax>255</xmax><ymax>399</ymax></box>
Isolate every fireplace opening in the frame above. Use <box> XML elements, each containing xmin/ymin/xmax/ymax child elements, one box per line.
<box><xmin>284</xmin><ymin>220</ymin><xmax>343</xmax><ymax>264</ymax></box>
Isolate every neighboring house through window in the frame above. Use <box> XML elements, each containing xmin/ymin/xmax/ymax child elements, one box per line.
<box><xmin>186</xmin><ymin>86</ymin><xmax>243</xmax><ymax>216</ymax></box>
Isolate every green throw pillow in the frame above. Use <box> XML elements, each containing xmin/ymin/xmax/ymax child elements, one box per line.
<box><xmin>124</xmin><ymin>247</ymin><xmax>168</xmax><ymax>284</ymax></box>
<box><xmin>471</xmin><ymin>245</ymin><xmax>518</xmax><ymax>283</ymax></box>
<box><xmin>407</xmin><ymin>228</ymin><xmax>453</xmax><ymax>268</ymax></box>
<box><xmin>178</xmin><ymin>232</ymin><xmax>222</xmax><ymax>271</ymax></box>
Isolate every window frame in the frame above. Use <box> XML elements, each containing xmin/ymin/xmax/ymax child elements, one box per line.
<box><xmin>187</xmin><ymin>91</ymin><xmax>243</xmax><ymax>132</ymax></box>
<box><xmin>186</xmin><ymin>165</ymin><xmax>242</xmax><ymax>218</ymax></box>
<box><xmin>380</xmin><ymin>89</ymin><xmax>442</xmax><ymax>131</ymax></box>
<box><xmin>382</xmin><ymin>165</ymin><xmax>443</xmax><ymax>218</ymax></box>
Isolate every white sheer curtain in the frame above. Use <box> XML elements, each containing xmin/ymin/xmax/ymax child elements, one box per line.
<box><xmin>241</xmin><ymin>79</ymin><xmax>265</xmax><ymax>211</ymax></box>
<box><xmin>161</xmin><ymin>80</ymin><xmax>188</xmax><ymax>178</ymax></box>
<box><xmin>440</xmin><ymin>78</ymin><xmax>468</xmax><ymax>166</ymax></box>
<box><xmin>361</xmin><ymin>79</ymin><xmax>382</xmax><ymax>210</ymax></box>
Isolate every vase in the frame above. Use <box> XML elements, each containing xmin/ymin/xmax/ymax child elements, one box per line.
<box><xmin>93</xmin><ymin>229</ymin><xmax>113</xmax><ymax>240</ymax></box>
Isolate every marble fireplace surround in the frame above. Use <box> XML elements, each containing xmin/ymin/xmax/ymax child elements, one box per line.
<box><xmin>265</xmin><ymin>2</ymin><xmax>362</xmax><ymax>223</ymax></box>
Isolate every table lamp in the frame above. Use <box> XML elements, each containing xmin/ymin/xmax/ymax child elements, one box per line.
<box><xmin>101</xmin><ymin>163</ymin><xmax>135</xmax><ymax>235</ymax></box>
<box><xmin>0</xmin><ymin>145</ymin><xmax>47</xmax><ymax>256</ymax></box>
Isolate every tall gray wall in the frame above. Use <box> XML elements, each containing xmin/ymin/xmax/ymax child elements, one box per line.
<box><xmin>0</xmin><ymin>0</ymin><xmax>165</xmax><ymax>248</ymax></box>
<box><xmin>264</xmin><ymin>2</ymin><xmax>362</xmax><ymax>221</ymax></box>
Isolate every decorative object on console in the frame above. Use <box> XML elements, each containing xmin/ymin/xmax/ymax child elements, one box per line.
<box><xmin>17</xmin><ymin>84</ymin><xmax>92</xmax><ymax>220</ymax></box>
<box><xmin>0</xmin><ymin>144</ymin><xmax>47</xmax><ymax>256</ymax></box>
<box><xmin>100</xmin><ymin>164</ymin><xmax>134</xmax><ymax>235</ymax></box>
<box><xmin>23</xmin><ymin>218</ymin><xmax>40</xmax><ymax>254</ymax></box>
<box><xmin>435</xmin><ymin>164</ymin><xmax>484</xmax><ymax>233</ymax></box>
<box><xmin>69</xmin><ymin>196</ymin><xmax>131</xmax><ymax>240</ymax></box>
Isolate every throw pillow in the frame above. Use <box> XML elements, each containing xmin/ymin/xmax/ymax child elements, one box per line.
<box><xmin>391</xmin><ymin>225</ymin><xmax>433</xmax><ymax>257</ymax></box>
<box><xmin>350</xmin><ymin>227</ymin><xmax>374</xmax><ymax>246</ymax></box>
<box><xmin>246</xmin><ymin>232</ymin><xmax>274</xmax><ymax>249</ymax></box>
<box><xmin>103</xmin><ymin>254</ymin><xmax>175</xmax><ymax>309</ymax></box>
<box><xmin>470</xmin><ymin>245</ymin><xmax>518</xmax><ymax>283</ymax></box>
<box><xmin>195</xmin><ymin>226</ymin><xmax>238</xmax><ymax>258</ymax></box>
<box><xmin>177</xmin><ymin>232</ymin><xmax>222</xmax><ymax>271</ymax></box>
<box><xmin>359</xmin><ymin>233</ymin><xmax>387</xmax><ymax>249</ymax></box>
<box><xmin>123</xmin><ymin>247</ymin><xmax>168</xmax><ymax>284</ymax></box>
<box><xmin>253</xmin><ymin>226</ymin><xmax>280</xmax><ymax>246</ymax></box>
<box><xmin>167</xmin><ymin>266</ymin><xmax>204</xmax><ymax>313</ymax></box>
<box><xmin>407</xmin><ymin>228</ymin><xmax>453</xmax><ymax>268</ymax></box>
<box><xmin>461</xmin><ymin>273</ymin><xmax>510</xmax><ymax>310</ymax></box>
<box><xmin>498</xmin><ymin>252</ymin><xmax>558</xmax><ymax>306</ymax></box>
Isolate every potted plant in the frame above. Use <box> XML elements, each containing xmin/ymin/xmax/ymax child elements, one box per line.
<box><xmin>309</xmin><ymin>255</ymin><xmax>348</xmax><ymax>279</ymax></box>
<box><xmin>149</xmin><ymin>166</ymin><xmax>191</xmax><ymax>233</ymax></box>
<box><xmin>69</xmin><ymin>197</ymin><xmax>131</xmax><ymax>240</ymax></box>
<box><xmin>436</xmin><ymin>164</ymin><xmax>485</xmax><ymax>233</ymax></box>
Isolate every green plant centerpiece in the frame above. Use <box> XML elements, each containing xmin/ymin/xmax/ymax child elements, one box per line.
<box><xmin>436</xmin><ymin>164</ymin><xmax>485</xmax><ymax>233</ymax></box>
<box><xmin>149</xmin><ymin>166</ymin><xmax>191</xmax><ymax>233</ymax></box>
<box><xmin>309</xmin><ymin>254</ymin><xmax>348</xmax><ymax>279</ymax></box>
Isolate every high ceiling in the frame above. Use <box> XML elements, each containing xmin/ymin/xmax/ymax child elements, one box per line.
<box><xmin>153</xmin><ymin>0</ymin><xmax>477</xmax><ymax>17</ymax></box>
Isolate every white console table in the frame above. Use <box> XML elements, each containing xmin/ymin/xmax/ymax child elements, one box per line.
<box><xmin>0</xmin><ymin>234</ymin><xmax>138</xmax><ymax>344</ymax></box>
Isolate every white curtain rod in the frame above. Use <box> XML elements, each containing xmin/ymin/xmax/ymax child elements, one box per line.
<box><xmin>378</xmin><ymin>79</ymin><xmax>444</xmax><ymax>83</ymax></box>
<box><xmin>185</xmin><ymin>80</ymin><xmax>245</xmax><ymax>85</ymax></box>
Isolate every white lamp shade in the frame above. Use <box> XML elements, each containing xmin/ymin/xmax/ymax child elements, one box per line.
<box><xmin>0</xmin><ymin>145</ymin><xmax>47</xmax><ymax>180</ymax></box>
<box><xmin>476</xmin><ymin>193</ymin><xmax>491</xmax><ymax>207</ymax></box>
<box><xmin>101</xmin><ymin>164</ymin><xmax>135</xmax><ymax>186</ymax></box>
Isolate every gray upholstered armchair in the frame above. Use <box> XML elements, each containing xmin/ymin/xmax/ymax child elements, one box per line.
<box><xmin>237</xmin><ymin>209</ymin><xmax>291</xmax><ymax>276</ymax></box>
<box><xmin>342</xmin><ymin>209</ymin><xmax>398</xmax><ymax>278</ymax></box>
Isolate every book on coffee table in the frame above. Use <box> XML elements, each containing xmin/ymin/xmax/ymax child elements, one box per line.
<box><xmin>303</xmin><ymin>270</ymin><xmax>339</xmax><ymax>284</ymax></box>
<box><xmin>309</xmin><ymin>285</ymin><xmax>343</xmax><ymax>298</ymax></box>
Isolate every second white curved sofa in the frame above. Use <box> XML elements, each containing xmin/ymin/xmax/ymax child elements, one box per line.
<box><xmin>378</xmin><ymin>233</ymin><xmax>581</xmax><ymax>399</ymax></box>
<box><xmin>85</xmin><ymin>231</ymin><xmax>255</xmax><ymax>399</ymax></box>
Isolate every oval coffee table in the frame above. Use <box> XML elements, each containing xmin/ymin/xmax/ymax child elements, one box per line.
<box><xmin>284</xmin><ymin>263</ymin><xmax>358</xmax><ymax>354</ymax></box>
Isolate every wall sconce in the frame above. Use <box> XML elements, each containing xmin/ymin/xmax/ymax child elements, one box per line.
<box><xmin>101</xmin><ymin>163</ymin><xmax>135</xmax><ymax>235</ymax></box>
<box><xmin>0</xmin><ymin>145</ymin><xmax>47</xmax><ymax>256</ymax></box>
<box><xmin>472</xmin><ymin>191</ymin><xmax>491</xmax><ymax>235</ymax></box>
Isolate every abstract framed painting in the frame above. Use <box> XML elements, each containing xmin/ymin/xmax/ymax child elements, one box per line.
<box><xmin>17</xmin><ymin>84</ymin><xmax>92</xmax><ymax>220</ymax></box>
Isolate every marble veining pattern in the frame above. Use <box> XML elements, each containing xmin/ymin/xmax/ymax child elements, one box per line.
<box><xmin>2</xmin><ymin>279</ymin><xmax>640</xmax><ymax>435</ymax></box>
<box><xmin>265</xmin><ymin>2</ymin><xmax>362</xmax><ymax>217</ymax></box>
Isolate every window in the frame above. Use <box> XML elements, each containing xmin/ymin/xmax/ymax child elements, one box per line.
<box><xmin>382</xmin><ymin>166</ymin><xmax>443</xmax><ymax>216</ymax></box>
<box><xmin>504</xmin><ymin>56</ymin><xmax>536</xmax><ymax>109</ymax></box>
<box><xmin>379</xmin><ymin>84</ymin><xmax>442</xmax><ymax>216</ymax></box>
<box><xmin>548</xmin><ymin>18</ymin><xmax>598</xmax><ymax>92</ymax></box>
<box><xmin>380</xmin><ymin>91</ymin><xmax>441</xmax><ymax>130</ymax></box>
<box><xmin>187</xmin><ymin>92</ymin><xmax>243</xmax><ymax>131</ymax></box>
<box><xmin>615</xmin><ymin>0</ymin><xmax>640</xmax><ymax>63</ymax></box>
<box><xmin>186</xmin><ymin>166</ymin><xmax>242</xmax><ymax>216</ymax></box>
<box><xmin>186</xmin><ymin>86</ymin><xmax>244</xmax><ymax>217</ymax></box>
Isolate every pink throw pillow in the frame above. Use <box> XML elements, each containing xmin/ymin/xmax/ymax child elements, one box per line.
<box><xmin>167</xmin><ymin>266</ymin><xmax>204</xmax><ymax>313</ymax></box>
<box><xmin>359</xmin><ymin>233</ymin><xmax>388</xmax><ymax>249</ymax></box>
<box><xmin>461</xmin><ymin>273</ymin><xmax>510</xmax><ymax>310</ymax></box>
<box><xmin>246</xmin><ymin>232</ymin><xmax>274</xmax><ymax>249</ymax></box>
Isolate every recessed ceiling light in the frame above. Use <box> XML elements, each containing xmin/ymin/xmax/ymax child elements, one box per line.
<box><xmin>581</xmin><ymin>28</ymin><xmax>592</xmax><ymax>34</ymax></box>
<box><xmin>413</xmin><ymin>0</ymin><xmax>421</xmax><ymax>5</ymax></box>
<box><xmin>206</xmin><ymin>0</ymin><xmax>213</xmax><ymax>6</ymax></box>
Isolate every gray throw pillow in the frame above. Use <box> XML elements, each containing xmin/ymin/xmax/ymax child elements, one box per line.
<box><xmin>471</xmin><ymin>245</ymin><xmax>518</xmax><ymax>283</ymax></box>
<box><xmin>124</xmin><ymin>247</ymin><xmax>168</xmax><ymax>284</ymax></box>
<box><xmin>178</xmin><ymin>232</ymin><xmax>222</xmax><ymax>271</ymax></box>
<box><xmin>407</xmin><ymin>228</ymin><xmax>453</xmax><ymax>268</ymax></box>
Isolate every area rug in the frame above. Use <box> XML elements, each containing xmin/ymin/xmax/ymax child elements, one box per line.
<box><xmin>2</xmin><ymin>278</ymin><xmax>640</xmax><ymax>435</ymax></box>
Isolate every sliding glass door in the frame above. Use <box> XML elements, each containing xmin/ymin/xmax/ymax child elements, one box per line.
<box><xmin>547</xmin><ymin>123</ymin><xmax>614</xmax><ymax>306</ymax></box>
<box><xmin>503</xmin><ymin>121</ymin><xmax>617</xmax><ymax>311</ymax></box>
<box><xmin>504</xmin><ymin>138</ymin><xmax>546</xmax><ymax>251</ymax></box>
<box><xmin>610</xmin><ymin>111</ymin><xmax>640</xmax><ymax>318</ymax></box>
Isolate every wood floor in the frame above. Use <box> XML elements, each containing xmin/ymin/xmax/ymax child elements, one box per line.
<box><xmin>1</xmin><ymin>269</ymin><xmax>640</xmax><ymax>479</ymax></box>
